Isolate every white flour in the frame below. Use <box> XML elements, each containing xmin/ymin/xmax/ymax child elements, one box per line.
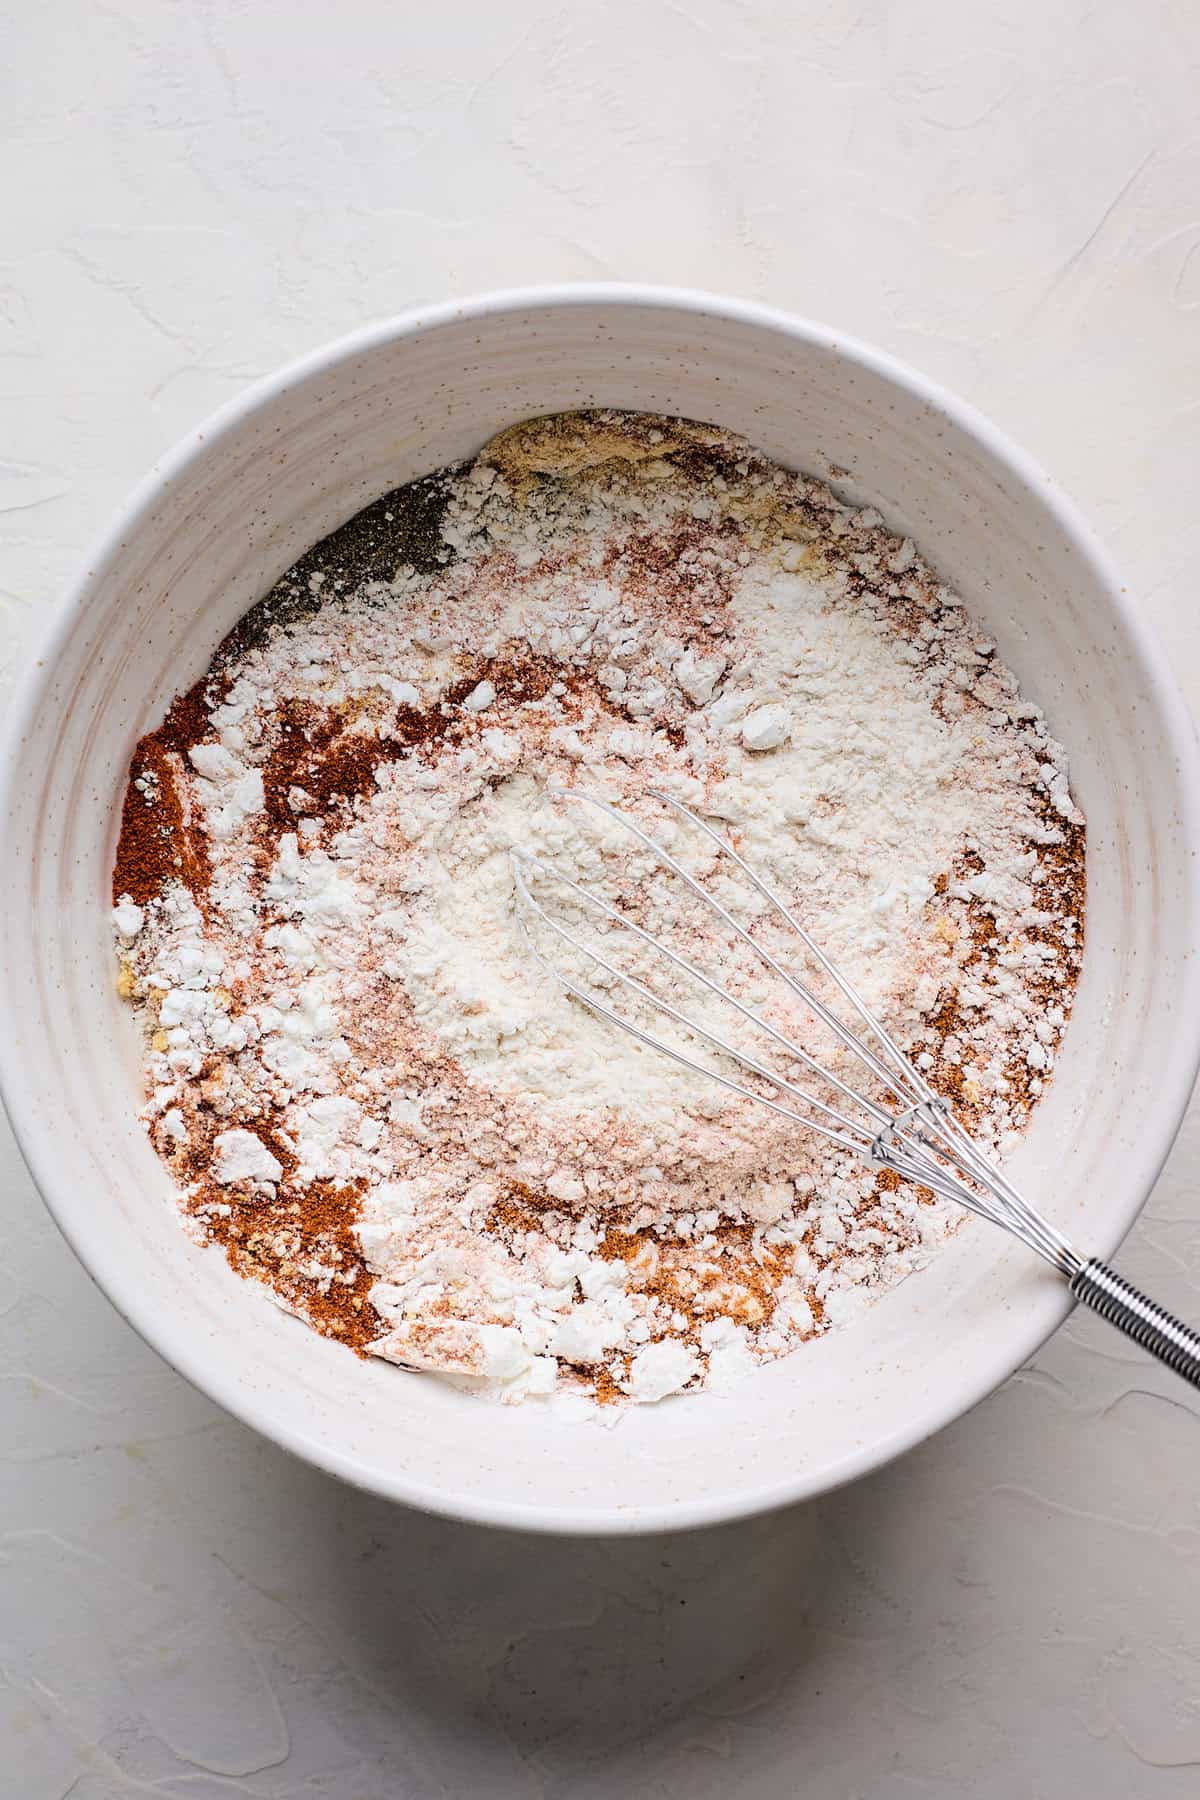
<box><xmin>112</xmin><ymin>410</ymin><xmax>1085</xmax><ymax>1405</ymax></box>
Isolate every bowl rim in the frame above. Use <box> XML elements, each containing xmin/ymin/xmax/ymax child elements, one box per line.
<box><xmin>4</xmin><ymin>281</ymin><xmax>1200</xmax><ymax>1535</ymax></box>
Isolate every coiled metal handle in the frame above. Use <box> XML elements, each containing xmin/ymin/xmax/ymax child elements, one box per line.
<box><xmin>1070</xmin><ymin>1259</ymin><xmax>1200</xmax><ymax>1389</ymax></box>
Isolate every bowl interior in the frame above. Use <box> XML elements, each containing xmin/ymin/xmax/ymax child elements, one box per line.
<box><xmin>3</xmin><ymin>290</ymin><xmax>1197</xmax><ymax>1532</ymax></box>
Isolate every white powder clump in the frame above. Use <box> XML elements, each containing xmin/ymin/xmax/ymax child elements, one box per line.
<box><xmin>188</xmin><ymin>743</ymin><xmax>265</xmax><ymax>841</ymax></box>
<box><xmin>462</xmin><ymin>679</ymin><xmax>496</xmax><ymax>712</ymax></box>
<box><xmin>628</xmin><ymin>1340</ymin><xmax>701</xmax><ymax>1402</ymax></box>
<box><xmin>213</xmin><ymin>1129</ymin><xmax>283</xmax><ymax>1186</ymax></box>
<box><xmin>112</xmin><ymin>896</ymin><xmax>144</xmax><ymax>939</ymax></box>
<box><xmin>112</xmin><ymin>409</ymin><xmax>1085</xmax><ymax>1410</ymax></box>
<box><xmin>740</xmin><ymin>703</ymin><xmax>790</xmax><ymax>752</ymax></box>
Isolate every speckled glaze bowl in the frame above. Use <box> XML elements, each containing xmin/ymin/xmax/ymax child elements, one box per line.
<box><xmin>2</xmin><ymin>286</ymin><xmax>1198</xmax><ymax>1534</ymax></box>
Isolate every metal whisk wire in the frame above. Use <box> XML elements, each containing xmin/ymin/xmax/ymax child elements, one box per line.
<box><xmin>511</xmin><ymin>789</ymin><xmax>1200</xmax><ymax>1390</ymax></box>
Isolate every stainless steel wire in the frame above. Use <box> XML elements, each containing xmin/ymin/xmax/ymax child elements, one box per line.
<box><xmin>510</xmin><ymin>789</ymin><xmax>1200</xmax><ymax>1389</ymax></box>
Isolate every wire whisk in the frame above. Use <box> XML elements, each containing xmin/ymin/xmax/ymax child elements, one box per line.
<box><xmin>511</xmin><ymin>788</ymin><xmax>1200</xmax><ymax>1390</ymax></box>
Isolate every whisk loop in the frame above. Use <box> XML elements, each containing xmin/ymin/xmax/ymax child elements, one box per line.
<box><xmin>511</xmin><ymin>789</ymin><xmax>1200</xmax><ymax>1390</ymax></box>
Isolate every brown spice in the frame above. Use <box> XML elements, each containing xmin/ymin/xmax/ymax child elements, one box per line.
<box><xmin>597</xmin><ymin>1219</ymin><xmax>791</xmax><ymax>1345</ymax></box>
<box><xmin>916</xmin><ymin>810</ymin><xmax>1086</xmax><ymax>1134</ymax></box>
<box><xmin>111</xmin><ymin>673</ymin><xmax>229</xmax><ymax>909</ymax></box>
<box><xmin>590</xmin><ymin>1366</ymin><xmax>624</xmax><ymax>1405</ymax></box>
<box><xmin>486</xmin><ymin>1180</ymin><xmax>561</xmax><ymax>1239</ymax></box>
<box><xmin>185</xmin><ymin>1165</ymin><xmax>383</xmax><ymax>1355</ymax></box>
<box><xmin>252</xmin><ymin>653</ymin><xmax>588</xmax><ymax>861</ymax></box>
<box><xmin>250</xmin><ymin>647</ymin><xmax>674</xmax><ymax>867</ymax></box>
<box><xmin>156</xmin><ymin>675</ymin><xmax>228</xmax><ymax>758</ymax></box>
<box><xmin>113</xmin><ymin>738</ymin><xmax>212</xmax><ymax>908</ymax></box>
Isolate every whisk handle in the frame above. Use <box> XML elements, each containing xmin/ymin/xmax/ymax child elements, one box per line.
<box><xmin>1070</xmin><ymin>1259</ymin><xmax>1200</xmax><ymax>1389</ymax></box>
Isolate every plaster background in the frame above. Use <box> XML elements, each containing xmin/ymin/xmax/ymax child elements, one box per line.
<box><xmin>3</xmin><ymin>4</ymin><xmax>1200</xmax><ymax>1793</ymax></box>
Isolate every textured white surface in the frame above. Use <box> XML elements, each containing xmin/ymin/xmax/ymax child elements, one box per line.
<box><xmin>3</xmin><ymin>2</ymin><xmax>1200</xmax><ymax>1793</ymax></box>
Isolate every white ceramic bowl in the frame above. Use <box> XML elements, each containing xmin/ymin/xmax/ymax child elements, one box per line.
<box><xmin>3</xmin><ymin>286</ymin><xmax>1199</xmax><ymax>1534</ymax></box>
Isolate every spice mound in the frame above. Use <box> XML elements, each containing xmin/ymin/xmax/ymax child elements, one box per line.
<box><xmin>111</xmin><ymin>410</ymin><xmax>1085</xmax><ymax>1405</ymax></box>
